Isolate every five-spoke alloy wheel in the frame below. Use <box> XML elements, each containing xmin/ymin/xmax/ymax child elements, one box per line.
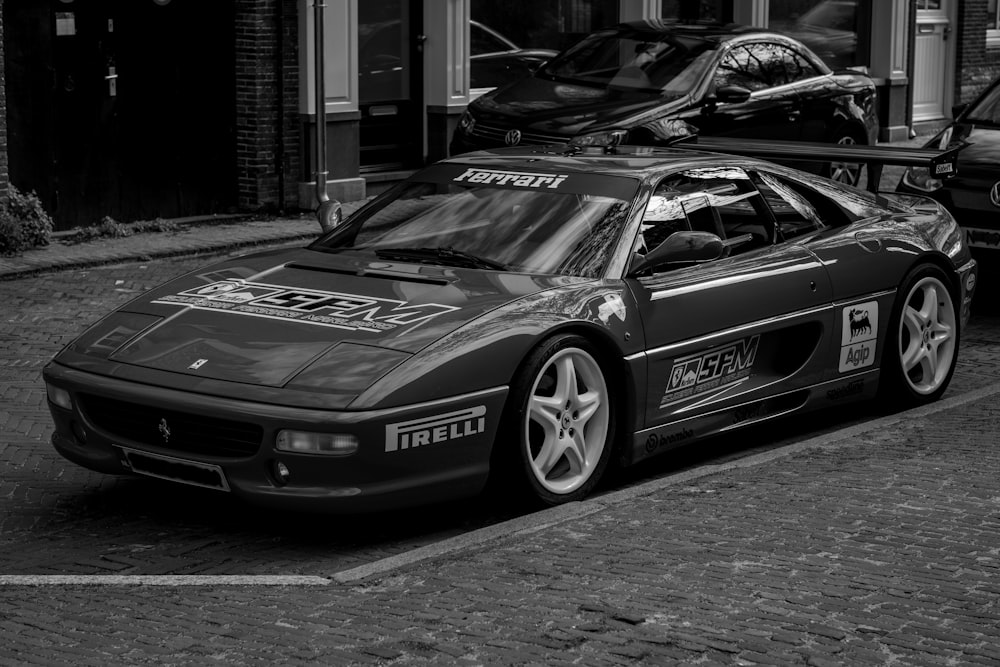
<box><xmin>828</xmin><ymin>134</ymin><xmax>864</xmax><ymax>186</ymax></box>
<box><xmin>882</xmin><ymin>264</ymin><xmax>959</xmax><ymax>406</ymax></box>
<box><xmin>509</xmin><ymin>334</ymin><xmax>615</xmax><ymax>505</ymax></box>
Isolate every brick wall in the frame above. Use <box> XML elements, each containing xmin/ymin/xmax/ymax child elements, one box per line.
<box><xmin>0</xmin><ymin>1</ymin><xmax>8</xmax><ymax>202</ymax></box>
<box><xmin>234</xmin><ymin>0</ymin><xmax>301</xmax><ymax>212</ymax></box>
<box><xmin>956</xmin><ymin>0</ymin><xmax>1000</xmax><ymax>103</ymax></box>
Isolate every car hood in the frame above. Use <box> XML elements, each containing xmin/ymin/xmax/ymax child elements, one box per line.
<box><xmin>950</xmin><ymin>123</ymin><xmax>1000</xmax><ymax>168</ymax></box>
<box><xmin>61</xmin><ymin>248</ymin><xmax>584</xmax><ymax>392</ymax></box>
<box><xmin>474</xmin><ymin>74</ymin><xmax>688</xmax><ymax>132</ymax></box>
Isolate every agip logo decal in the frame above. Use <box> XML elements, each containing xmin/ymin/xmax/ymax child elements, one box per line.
<box><xmin>660</xmin><ymin>335</ymin><xmax>759</xmax><ymax>407</ymax></box>
<box><xmin>839</xmin><ymin>301</ymin><xmax>878</xmax><ymax>372</ymax></box>
<box><xmin>153</xmin><ymin>280</ymin><xmax>459</xmax><ymax>333</ymax></box>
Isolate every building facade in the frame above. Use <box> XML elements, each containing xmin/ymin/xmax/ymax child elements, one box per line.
<box><xmin>1</xmin><ymin>0</ymin><xmax>998</xmax><ymax>231</ymax></box>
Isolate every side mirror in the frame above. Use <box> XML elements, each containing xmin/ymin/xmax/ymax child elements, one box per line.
<box><xmin>716</xmin><ymin>85</ymin><xmax>752</xmax><ymax>104</ymax></box>
<box><xmin>317</xmin><ymin>199</ymin><xmax>343</xmax><ymax>232</ymax></box>
<box><xmin>628</xmin><ymin>231</ymin><xmax>726</xmax><ymax>277</ymax></box>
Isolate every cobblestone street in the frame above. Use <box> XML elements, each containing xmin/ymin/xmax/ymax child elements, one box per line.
<box><xmin>1</xmin><ymin>250</ymin><xmax>999</xmax><ymax>664</ymax></box>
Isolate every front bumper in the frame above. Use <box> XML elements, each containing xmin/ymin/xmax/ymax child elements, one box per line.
<box><xmin>44</xmin><ymin>362</ymin><xmax>508</xmax><ymax>513</ymax></box>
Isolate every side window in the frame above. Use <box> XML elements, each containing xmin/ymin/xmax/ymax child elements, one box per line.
<box><xmin>714</xmin><ymin>45</ymin><xmax>771</xmax><ymax>91</ymax></box>
<box><xmin>770</xmin><ymin>44</ymin><xmax>822</xmax><ymax>86</ymax></box>
<box><xmin>640</xmin><ymin>167</ymin><xmax>774</xmax><ymax>261</ymax></box>
<box><xmin>471</xmin><ymin>23</ymin><xmax>512</xmax><ymax>56</ymax></box>
<box><xmin>751</xmin><ymin>169</ymin><xmax>854</xmax><ymax>240</ymax></box>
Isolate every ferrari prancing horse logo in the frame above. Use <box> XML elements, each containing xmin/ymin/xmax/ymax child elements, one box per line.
<box><xmin>158</xmin><ymin>418</ymin><xmax>171</xmax><ymax>443</ymax></box>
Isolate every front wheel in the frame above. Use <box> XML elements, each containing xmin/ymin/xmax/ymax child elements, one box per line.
<box><xmin>508</xmin><ymin>334</ymin><xmax>615</xmax><ymax>506</ymax></box>
<box><xmin>880</xmin><ymin>264</ymin><xmax>959</xmax><ymax>407</ymax></box>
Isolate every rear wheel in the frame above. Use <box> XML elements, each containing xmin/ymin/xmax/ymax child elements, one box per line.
<box><xmin>881</xmin><ymin>264</ymin><xmax>959</xmax><ymax>407</ymax></box>
<box><xmin>824</xmin><ymin>131</ymin><xmax>865</xmax><ymax>186</ymax></box>
<box><xmin>508</xmin><ymin>334</ymin><xmax>615</xmax><ymax>506</ymax></box>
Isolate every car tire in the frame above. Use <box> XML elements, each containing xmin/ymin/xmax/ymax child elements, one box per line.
<box><xmin>823</xmin><ymin>129</ymin><xmax>866</xmax><ymax>187</ymax></box>
<box><xmin>505</xmin><ymin>334</ymin><xmax>616</xmax><ymax>506</ymax></box>
<box><xmin>880</xmin><ymin>264</ymin><xmax>959</xmax><ymax>408</ymax></box>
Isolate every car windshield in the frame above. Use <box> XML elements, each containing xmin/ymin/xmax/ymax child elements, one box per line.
<box><xmin>540</xmin><ymin>28</ymin><xmax>717</xmax><ymax>94</ymax></box>
<box><xmin>964</xmin><ymin>82</ymin><xmax>1000</xmax><ymax>126</ymax></box>
<box><xmin>312</xmin><ymin>164</ymin><xmax>638</xmax><ymax>278</ymax></box>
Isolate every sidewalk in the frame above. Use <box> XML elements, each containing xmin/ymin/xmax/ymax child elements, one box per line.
<box><xmin>0</xmin><ymin>137</ymin><xmax>929</xmax><ymax>282</ymax></box>
<box><xmin>0</xmin><ymin>212</ymin><xmax>330</xmax><ymax>281</ymax></box>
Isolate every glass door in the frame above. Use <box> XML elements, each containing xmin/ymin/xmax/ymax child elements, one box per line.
<box><xmin>358</xmin><ymin>0</ymin><xmax>423</xmax><ymax>171</ymax></box>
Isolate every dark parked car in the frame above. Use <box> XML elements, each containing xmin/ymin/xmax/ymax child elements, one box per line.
<box><xmin>451</xmin><ymin>20</ymin><xmax>879</xmax><ymax>185</ymax></box>
<box><xmin>898</xmin><ymin>74</ymin><xmax>1000</xmax><ymax>258</ymax></box>
<box><xmin>44</xmin><ymin>139</ymin><xmax>973</xmax><ymax>512</ymax></box>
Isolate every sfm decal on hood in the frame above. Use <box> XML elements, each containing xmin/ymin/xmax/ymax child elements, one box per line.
<box><xmin>152</xmin><ymin>280</ymin><xmax>459</xmax><ymax>333</ymax></box>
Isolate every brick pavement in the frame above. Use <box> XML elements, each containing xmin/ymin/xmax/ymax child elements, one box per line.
<box><xmin>1</xmin><ymin>386</ymin><xmax>999</xmax><ymax>665</ymax></box>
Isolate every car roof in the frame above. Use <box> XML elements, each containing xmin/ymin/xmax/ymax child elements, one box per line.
<box><xmin>614</xmin><ymin>19</ymin><xmax>782</xmax><ymax>44</ymax></box>
<box><xmin>443</xmin><ymin>144</ymin><xmax>754</xmax><ymax>183</ymax></box>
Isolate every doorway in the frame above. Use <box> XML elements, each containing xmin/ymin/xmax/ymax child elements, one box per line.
<box><xmin>357</xmin><ymin>0</ymin><xmax>424</xmax><ymax>172</ymax></box>
<box><xmin>4</xmin><ymin>0</ymin><xmax>236</xmax><ymax>230</ymax></box>
<box><xmin>912</xmin><ymin>0</ymin><xmax>955</xmax><ymax>122</ymax></box>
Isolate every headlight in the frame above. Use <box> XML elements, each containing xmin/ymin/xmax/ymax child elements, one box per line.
<box><xmin>458</xmin><ymin>109</ymin><xmax>476</xmax><ymax>134</ymax></box>
<box><xmin>46</xmin><ymin>383</ymin><xmax>73</xmax><ymax>411</ymax></box>
<box><xmin>901</xmin><ymin>166</ymin><xmax>943</xmax><ymax>193</ymax></box>
<box><xmin>569</xmin><ymin>129</ymin><xmax>628</xmax><ymax>147</ymax></box>
<box><xmin>276</xmin><ymin>430</ymin><xmax>359</xmax><ymax>456</ymax></box>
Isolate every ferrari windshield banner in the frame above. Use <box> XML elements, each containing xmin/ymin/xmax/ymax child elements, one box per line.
<box><xmin>152</xmin><ymin>280</ymin><xmax>458</xmax><ymax>332</ymax></box>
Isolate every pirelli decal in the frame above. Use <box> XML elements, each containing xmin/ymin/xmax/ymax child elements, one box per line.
<box><xmin>453</xmin><ymin>168</ymin><xmax>569</xmax><ymax>189</ymax></box>
<box><xmin>661</xmin><ymin>335</ymin><xmax>759</xmax><ymax>407</ymax></box>
<box><xmin>153</xmin><ymin>280</ymin><xmax>458</xmax><ymax>333</ymax></box>
<box><xmin>385</xmin><ymin>406</ymin><xmax>487</xmax><ymax>452</ymax></box>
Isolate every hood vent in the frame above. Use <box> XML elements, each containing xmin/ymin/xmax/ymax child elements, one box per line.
<box><xmin>284</xmin><ymin>261</ymin><xmax>450</xmax><ymax>286</ymax></box>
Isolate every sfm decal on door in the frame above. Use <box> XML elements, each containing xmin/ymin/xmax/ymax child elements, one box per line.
<box><xmin>839</xmin><ymin>301</ymin><xmax>878</xmax><ymax>372</ymax></box>
<box><xmin>660</xmin><ymin>335</ymin><xmax>760</xmax><ymax>407</ymax></box>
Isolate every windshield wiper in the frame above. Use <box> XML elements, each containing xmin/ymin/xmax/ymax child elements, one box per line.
<box><xmin>374</xmin><ymin>246</ymin><xmax>508</xmax><ymax>271</ymax></box>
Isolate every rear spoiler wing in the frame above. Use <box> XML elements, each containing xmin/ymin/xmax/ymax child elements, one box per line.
<box><xmin>672</xmin><ymin>135</ymin><xmax>964</xmax><ymax>193</ymax></box>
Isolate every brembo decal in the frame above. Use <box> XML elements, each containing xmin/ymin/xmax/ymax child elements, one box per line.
<box><xmin>660</xmin><ymin>335</ymin><xmax>759</xmax><ymax>407</ymax></box>
<box><xmin>385</xmin><ymin>406</ymin><xmax>487</xmax><ymax>452</ymax></box>
<box><xmin>839</xmin><ymin>301</ymin><xmax>878</xmax><ymax>372</ymax></box>
<box><xmin>452</xmin><ymin>168</ymin><xmax>569</xmax><ymax>189</ymax></box>
<box><xmin>152</xmin><ymin>280</ymin><xmax>459</xmax><ymax>332</ymax></box>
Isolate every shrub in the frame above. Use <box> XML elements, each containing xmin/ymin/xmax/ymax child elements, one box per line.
<box><xmin>0</xmin><ymin>186</ymin><xmax>54</xmax><ymax>256</ymax></box>
<box><xmin>61</xmin><ymin>216</ymin><xmax>180</xmax><ymax>245</ymax></box>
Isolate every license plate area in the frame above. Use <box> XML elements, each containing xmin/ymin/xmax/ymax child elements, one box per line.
<box><xmin>116</xmin><ymin>446</ymin><xmax>231</xmax><ymax>492</ymax></box>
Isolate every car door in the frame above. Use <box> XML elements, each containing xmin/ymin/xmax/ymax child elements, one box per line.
<box><xmin>626</xmin><ymin>165</ymin><xmax>834</xmax><ymax>448</ymax></box>
<box><xmin>683</xmin><ymin>41</ymin><xmax>805</xmax><ymax>142</ymax></box>
<box><xmin>746</xmin><ymin>165</ymin><xmax>905</xmax><ymax>383</ymax></box>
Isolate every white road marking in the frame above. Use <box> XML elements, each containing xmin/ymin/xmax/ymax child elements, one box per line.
<box><xmin>6</xmin><ymin>380</ymin><xmax>1000</xmax><ymax>587</ymax></box>
<box><xmin>0</xmin><ymin>575</ymin><xmax>330</xmax><ymax>586</ymax></box>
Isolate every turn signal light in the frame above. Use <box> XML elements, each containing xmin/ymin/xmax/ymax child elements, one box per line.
<box><xmin>46</xmin><ymin>384</ymin><xmax>73</xmax><ymax>411</ymax></box>
<box><xmin>275</xmin><ymin>430</ymin><xmax>359</xmax><ymax>456</ymax></box>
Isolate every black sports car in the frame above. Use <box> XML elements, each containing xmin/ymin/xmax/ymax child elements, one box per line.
<box><xmin>898</xmin><ymin>74</ymin><xmax>1000</xmax><ymax>260</ymax></box>
<box><xmin>43</xmin><ymin>140</ymin><xmax>974</xmax><ymax>513</ymax></box>
<box><xmin>451</xmin><ymin>20</ymin><xmax>879</xmax><ymax>186</ymax></box>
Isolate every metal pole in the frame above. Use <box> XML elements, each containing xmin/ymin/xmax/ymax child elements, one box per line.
<box><xmin>314</xmin><ymin>0</ymin><xmax>341</xmax><ymax>231</ymax></box>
